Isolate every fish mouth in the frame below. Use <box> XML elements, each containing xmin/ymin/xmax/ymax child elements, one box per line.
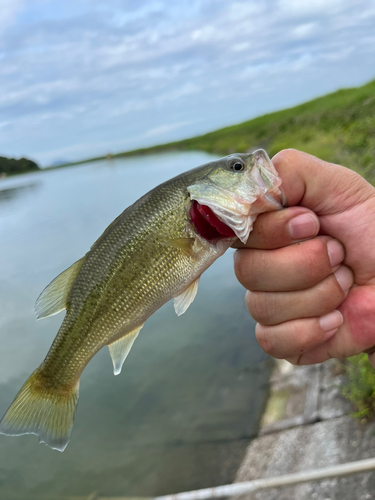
<box><xmin>187</xmin><ymin>183</ymin><xmax>258</xmax><ymax>243</ymax></box>
<box><xmin>249</xmin><ymin>150</ymin><xmax>285</xmax><ymax>211</ymax></box>
<box><xmin>189</xmin><ymin>200</ymin><xmax>236</xmax><ymax>241</ymax></box>
<box><xmin>188</xmin><ymin>149</ymin><xmax>284</xmax><ymax>244</ymax></box>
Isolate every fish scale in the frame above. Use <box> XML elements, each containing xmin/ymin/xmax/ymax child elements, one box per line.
<box><xmin>0</xmin><ymin>149</ymin><xmax>283</xmax><ymax>451</ymax></box>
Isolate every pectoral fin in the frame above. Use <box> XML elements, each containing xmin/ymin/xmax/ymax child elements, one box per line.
<box><xmin>165</xmin><ymin>238</ymin><xmax>195</xmax><ymax>254</ymax></box>
<box><xmin>174</xmin><ymin>278</ymin><xmax>200</xmax><ymax>316</ymax></box>
<box><xmin>35</xmin><ymin>257</ymin><xmax>86</xmax><ymax>319</ymax></box>
<box><xmin>108</xmin><ymin>325</ymin><xmax>144</xmax><ymax>376</ymax></box>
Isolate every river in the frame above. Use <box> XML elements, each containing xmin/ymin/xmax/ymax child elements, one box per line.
<box><xmin>0</xmin><ymin>151</ymin><xmax>272</xmax><ymax>499</ymax></box>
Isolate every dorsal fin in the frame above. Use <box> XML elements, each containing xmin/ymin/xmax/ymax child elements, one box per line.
<box><xmin>174</xmin><ymin>277</ymin><xmax>200</xmax><ymax>316</ymax></box>
<box><xmin>35</xmin><ymin>257</ymin><xmax>85</xmax><ymax>319</ymax></box>
<box><xmin>108</xmin><ymin>325</ymin><xmax>144</xmax><ymax>376</ymax></box>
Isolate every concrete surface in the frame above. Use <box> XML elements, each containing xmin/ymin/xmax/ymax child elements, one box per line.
<box><xmin>233</xmin><ymin>360</ymin><xmax>375</xmax><ymax>500</ymax></box>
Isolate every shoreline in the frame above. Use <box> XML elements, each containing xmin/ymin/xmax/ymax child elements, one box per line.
<box><xmin>233</xmin><ymin>359</ymin><xmax>375</xmax><ymax>499</ymax></box>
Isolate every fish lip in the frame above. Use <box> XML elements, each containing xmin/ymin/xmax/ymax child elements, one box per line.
<box><xmin>187</xmin><ymin>149</ymin><xmax>284</xmax><ymax>243</ymax></box>
<box><xmin>265</xmin><ymin>191</ymin><xmax>285</xmax><ymax>210</ymax></box>
<box><xmin>250</xmin><ymin>149</ymin><xmax>285</xmax><ymax>209</ymax></box>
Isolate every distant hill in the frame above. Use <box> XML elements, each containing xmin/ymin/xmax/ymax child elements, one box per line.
<box><xmin>50</xmin><ymin>159</ymin><xmax>70</xmax><ymax>167</ymax></box>
<box><xmin>59</xmin><ymin>78</ymin><xmax>375</xmax><ymax>182</ymax></box>
<box><xmin>0</xmin><ymin>156</ymin><xmax>40</xmax><ymax>176</ymax></box>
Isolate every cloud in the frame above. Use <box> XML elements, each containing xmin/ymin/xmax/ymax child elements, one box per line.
<box><xmin>292</xmin><ymin>22</ymin><xmax>317</xmax><ymax>38</ymax></box>
<box><xmin>278</xmin><ymin>0</ymin><xmax>344</xmax><ymax>15</ymax></box>
<box><xmin>0</xmin><ymin>0</ymin><xmax>374</xmax><ymax>165</ymax></box>
<box><xmin>0</xmin><ymin>0</ymin><xmax>26</xmax><ymax>29</ymax></box>
<box><xmin>142</xmin><ymin>119</ymin><xmax>199</xmax><ymax>139</ymax></box>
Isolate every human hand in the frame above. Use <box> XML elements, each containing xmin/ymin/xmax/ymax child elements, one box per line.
<box><xmin>233</xmin><ymin>149</ymin><xmax>375</xmax><ymax>367</ymax></box>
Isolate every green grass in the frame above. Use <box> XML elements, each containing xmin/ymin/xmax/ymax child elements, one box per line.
<box><xmin>61</xmin><ymin>78</ymin><xmax>375</xmax><ymax>182</ymax></box>
<box><xmin>339</xmin><ymin>355</ymin><xmax>375</xmax><ymax>421</ymax></box>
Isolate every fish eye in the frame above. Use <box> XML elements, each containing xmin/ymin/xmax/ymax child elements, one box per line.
<box><xmin>230</xmin><ymin>162</ymin><xmax>245</xmax><ymax>172</ymax></box>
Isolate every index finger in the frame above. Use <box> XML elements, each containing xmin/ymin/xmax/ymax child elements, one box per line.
<box><xmin>232</xmin><ymin>206</ymin><xmax>320</xmax><ymax>250</ymax></box>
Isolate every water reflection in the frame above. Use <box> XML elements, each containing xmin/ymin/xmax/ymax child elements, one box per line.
<box><xmin>0</xmin><ymin>152</ymin><xmax>271</xmax><ymax>499</ymax></box>
<box><xmin>0</xmin><ymin>181</ymin><xmax>40</xmax><ymax>205</ymax></box>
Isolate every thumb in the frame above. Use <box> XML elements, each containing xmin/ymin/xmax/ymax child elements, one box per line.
<box><xmin>272</xmin><ymin>149</ymin><xmax>374</xmax><ymax>215</ymax></box>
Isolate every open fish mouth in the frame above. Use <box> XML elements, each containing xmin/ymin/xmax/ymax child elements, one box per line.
<box><xmin>188</xmin><ymin>194</ymin><xmax>256</xmax><ymax>244</ymax></box>
<box><xmin>188</xmin><ymin>149</ymin><xmax>284</xmax><ymax>244</ymax></box>
<box><xmin>189</xmin><ymin>200</ymin><xmax>237</xmax><ymax>241</ymax></box>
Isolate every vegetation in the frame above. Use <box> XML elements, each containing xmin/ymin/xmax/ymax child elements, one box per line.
<box><xmin>339</xmin><ymin>355</ymin><xmax>375</xmax><ymax>421</ymax></box>
<box><xmin>0</xmin><ymin>156</ymin><xmax>40</xmax><ymax>176</ymax></box>
<box><xmin>63</xmin><ymin>78</ymin><xmax>375</xmax><ymax>182</ymax></box>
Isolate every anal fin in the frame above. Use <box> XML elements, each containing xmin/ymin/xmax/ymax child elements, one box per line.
<box><xmin>174</xmin><ymin>278</ymin><xmax>200</xmax><ymax>316</ymax></box>
<box><xmin>108</xmin><ymin>325</ymin><xmax>144</xmax><ymax>376</ymax></box>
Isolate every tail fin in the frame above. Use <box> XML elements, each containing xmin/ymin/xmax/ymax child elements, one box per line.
<box><xmin>0</xmin><ymin>370</ymin><xmax>79</xmax><ymax>452</ymax></box>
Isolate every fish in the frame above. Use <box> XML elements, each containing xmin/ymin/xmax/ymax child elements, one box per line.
<box><xmin>0</xmin><ymin>149</ymin><xmax>283</xmax><ymax>452</ymax></box>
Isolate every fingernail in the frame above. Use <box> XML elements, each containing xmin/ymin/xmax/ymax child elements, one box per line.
<box><xmin>334</xmin><ymin>266</ymin><xmax>353</xmax><ymax>292</ymax></box>
<box><xmin>288</xmin><ymin>213</ymin><xmax>319</xmax><ymax>240</ymax></box>
<box><xmin>327</xmin><ymin>240</ymin><xmax>345</xmax><ymax>267</ymax></box>
<box><xmin>319</xmin><ymin>310</ymin><xmax>343</xmax><ymax>333</ymax></box>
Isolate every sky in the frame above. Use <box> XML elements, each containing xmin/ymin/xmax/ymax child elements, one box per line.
<box><xmin>1</xmin><ymin>0</ymin><xmax>375</xmax><ymax>167</ymax></box>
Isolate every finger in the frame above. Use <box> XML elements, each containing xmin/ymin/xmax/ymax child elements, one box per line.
<box><xmin>292</xmin><ymin>335</ymin><xmax>375</xmax><ymax>366</ymax></box>
<box><xmin>234</xmin><ymin>236</ymin><xmax>345</xmax><ymax>292</ymax></box>
<box><xmin>232</xmin><ymin>206</ymin><xmax>320</xmax><ymax>250</ymax></box>
<box><xmin>255</xmin><ymin>311</ymin><xmax>344</xmax><ymax>359</ymax></box>
<box><xmin>289</xmin><ymin>285</ymin><xmax>375</xmax><ymax>365</ymax></box>
<box><xmin>286</xmin><ymin>339</ymin><xmax>343</xmax><ymax>366</ymax></box>
<box><xmin>246</xmin><ymin>265</ymin><xmax>353</xmax><ymax>325</ymax></box>
<box><xmin>271</xmin><ymin>149</ymin><xmax>374</xmax><ymax>211</ymax></box>
<box><xmin>270</xmin><ymin>150</ymin><xmax>375</xmax><ymax>285</ymax></box>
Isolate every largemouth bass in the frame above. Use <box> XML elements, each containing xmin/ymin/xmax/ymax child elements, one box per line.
<box><xmin>0</xmin><ymin>149</ymin><xmax>283</xmax><ymax>451</ymax></box>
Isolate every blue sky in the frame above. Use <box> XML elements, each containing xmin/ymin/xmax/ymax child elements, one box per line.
<box><xmin>1</xmin><ymin>0</ymin><xmax>375</xmax><ymax>166</ymax></box>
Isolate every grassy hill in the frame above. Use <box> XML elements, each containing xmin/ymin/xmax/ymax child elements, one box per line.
<box><xmin>65</xmin><ymin>78</ymin><xmax>375</xmax><ymax>182</ymax></box>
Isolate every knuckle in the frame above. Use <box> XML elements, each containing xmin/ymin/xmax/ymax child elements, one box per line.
<box><xmin>233</xmin><ymin>249</ymin><xmax>262</xmax><ymax>289</ymax></box>
<box><xmin>256</xmin><ymin>324</ymin><xmax>288</xmax><ymax>358</ymax></box>
<box><xmin>247</xmin><ymin>292</ymin><xmax>278</xmax><ymax>325</ymax></box>
<box><xmin>233</xmin><ymin>249</ymin><xmax>249</xmax><ymax>287</ymax></box>
<box><xmin>255</xmin><ymin>324</ymin><xmax>272</xmax><ymax>355</ymax></box>
<box><xmin>301</xmin><ymin>238</ymin><xmax>329</xmax><ymax>282</ymax></box>
<box><xmin>272</xmin><ymin>148</ymin><xmax>298</xmax><ymax>165</ymax></box>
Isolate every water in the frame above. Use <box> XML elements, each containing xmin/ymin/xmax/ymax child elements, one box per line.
<box><xmin>0</xmin><ymin>152</ymin><xmax>272</xmax><ymax>499</ymax></box>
